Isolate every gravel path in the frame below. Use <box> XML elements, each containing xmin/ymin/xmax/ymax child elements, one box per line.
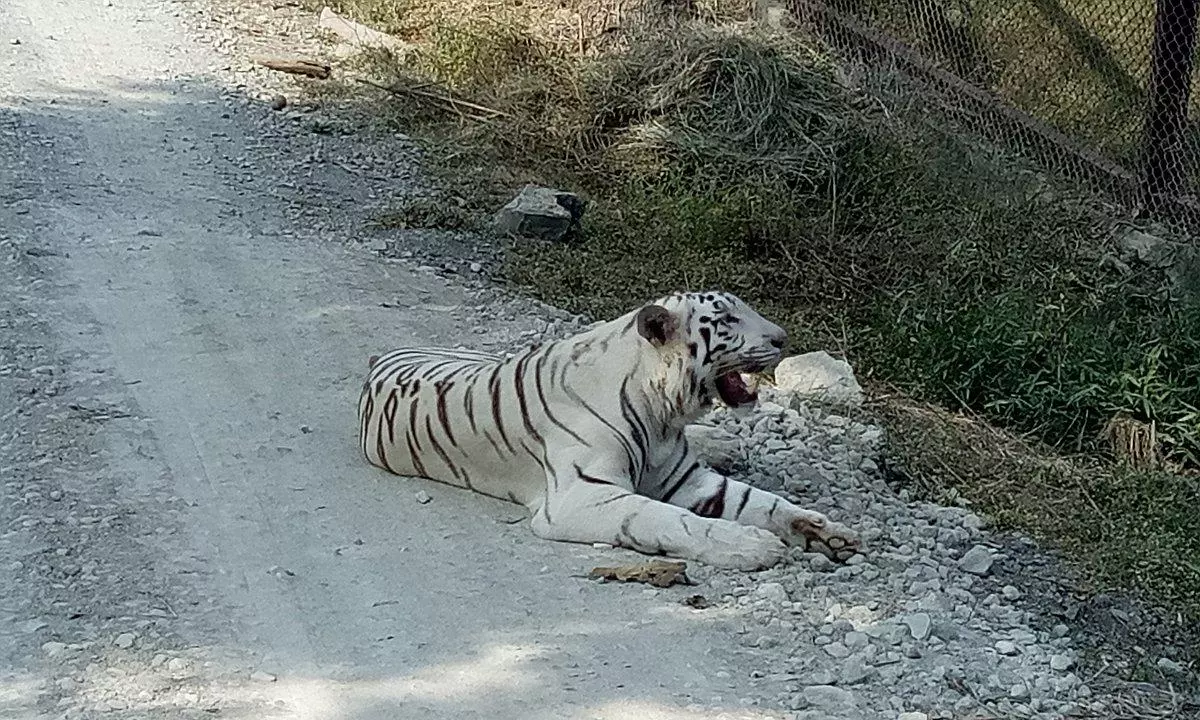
<box><xmin>0</xmin><ymin>0</ymin><xmax>1196</xmax><ymax>719</ymax></box>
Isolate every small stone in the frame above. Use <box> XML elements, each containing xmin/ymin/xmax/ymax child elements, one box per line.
<box><xmin>804</xmin><ymin>670</ymin><xmax>836</xmax><ymax>686</ymax></box>
<box><xmin>167</xmin><ymin>658</ymin><xmax>188</xmax><ymax>672</ymax></box>
<box><xmin>1052</xmin><ymin>624</ymin><xmax>1070</xmax><ymax>638</ymax></box>
<box><xmin>753</xmin><ymin>582</ymin><xmax>788</xmax><ymax>605</ymax></box>
<box><xmin>904</xmin><ymin>612</ymin><xmax>932</xmax><ymax>641</ymax></box>
<box><xmin>469</xmin><ymin>262</ymin><xmax>482</xmax><ymax>273</ymax></box>
<box><xmin>19</xmin><ymin>619</ymin><xmax>47</xmax><ymax>633</ymax></box>
<box><xmin>113</xmin><ymin>633</ymin><xmax>136</xmax><ymax>649</ymax></box>
<box><xmin>802</xmin><ymin>685</ymin><xmax>857</xmax><ymax>710</ymax></box>
<box><xmin>1008</xmin><ymin>683</ymin><xmax>1030</xmax><ymax>700</ymax></box>
<box><xmin>959</xmin><ymin>545</ymin><xmax>994</xmax><ymax>576</ymax></box>
<box><xmin>840</xmin><ymin>658</ymin><xmax>874</xmax><ymax>685</ymax></box>
<box><xmin>414</xmin><ymin>491</ymin><xmax>431</xmax><ymax>504</ymax></box>
<box><xmin>270</xmin><ymin>95</ymin><xmax>287</xmax><ymax>111</ymax></box>
<box><xmin>843</xmin><ymin>631</ymin><xmax>869</xmax><ymax>649</ymax></box>
<box><xmin>41</xmin><ymin>641</ymin><xmax>67</xmax><ymax>657</ymax></box>
<box><xmin>898</xmin><ymin>713</ymin><xmax>929</xmax><ymax>720</ymax></box>
<box><xmin>995</xmin><ymin>640</ymin><xmax>1019</xmax><ymax>656</ymax></box>
<box><xmin>1156</xmin><ymin>657</ymin><xmax>1187</xmax><ymax>675</ymax></box>
<box><xmin>808</xmin><ymin>553</ymin><xmax>833</xmax><ymax>572</ymax></box>
<box><xmin>10</xmin><ymin>38</ymin><xmax>19</xmax><ymax>45</ymax></box>
<box><xmin>823</xmin><ymin>642</ymin><xmax>851</xmax><ymax>659</ymax></box>
<box><xmin>962</xmin><ymin>514</ymin><xmax>985</xmax><ymax>531</ymax></box>
<box><xmin>1050</xmin><ymin>654</ymin><xmax>1074</xmax><ymax>672</ymax></box>
<box><xmin>56</xmin><ymin>677</ymin><xmax>77</xmax><ymax>691</ymax></box>
<box><xmin>151</xmin><ymin>653</ymin><xmax>167</xmax><ymax>668</ymax></box>
<box><xmin>250</xmin><ymin>670</ymin><xmax>277</xmax><ymax>683</ymax></box>
<box><xmin>1001</xmin><ymin>585</ymin><xmax>1021</xmax><ymax>600</ymax></box>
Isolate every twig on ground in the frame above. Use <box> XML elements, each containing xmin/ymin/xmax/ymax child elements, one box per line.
<box><xmin>355</xmin><ymin>78</ymin><xmax>511</xmax><ymax>121</ymax></box>
<box><xmin>253</xmin><ymin>56</ymin><xmax>332</xmax><ymax>79</ymax></box>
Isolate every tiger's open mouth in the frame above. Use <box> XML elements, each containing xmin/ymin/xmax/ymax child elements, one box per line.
<box><xmin>715</xmin><ymin>371</ymin><xmax>759</xmax><ymax>407</ymax></box>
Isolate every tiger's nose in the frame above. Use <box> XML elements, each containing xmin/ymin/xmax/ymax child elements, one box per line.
<box><xmin>769</xmin><ymin>329</ymin><xmax>787</xmax><ymax>350</ymax></box>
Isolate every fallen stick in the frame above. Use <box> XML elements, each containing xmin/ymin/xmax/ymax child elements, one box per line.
<box><xmin>318</xmin><ymin>6</ymin><xmax>414</xmax><ymax>53</ymax></box>
<box><xmin>253</xmin><ymin>56</ymin><xmax>331</xmax><ymax>79</ymax></box>
<box><xmin>355</xmin><ymin>77</ymin><xmax>511</xmax><ymax>120</ymax></box>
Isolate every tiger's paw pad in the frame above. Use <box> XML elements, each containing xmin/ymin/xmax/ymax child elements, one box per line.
<box><xmin>789</xmin><ymin>514</ymin><xmax>861</xmax><ymax>563</ymax></box>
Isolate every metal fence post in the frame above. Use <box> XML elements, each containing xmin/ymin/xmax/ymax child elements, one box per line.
<box><xmin>1139</xmin><ymin>0</ymin><xmax>1200</xmax><ymax>212</ymax></box>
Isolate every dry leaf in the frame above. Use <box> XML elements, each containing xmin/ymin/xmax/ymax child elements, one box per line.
<box><xmin>588</xmin><ymin>560</ymin><xmax>691</xmax><ymax>587</ymax></box>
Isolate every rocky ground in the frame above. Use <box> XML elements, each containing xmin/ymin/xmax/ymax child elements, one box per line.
<box><xmin>691</xmin><ymin>388</ymin><xmax>1198</xmax><ymax>719</ymax></box>
<box><xmin>1</xmin><ymin>0</ymin><xmax>1197</xmax><ymax>719</ymax></box>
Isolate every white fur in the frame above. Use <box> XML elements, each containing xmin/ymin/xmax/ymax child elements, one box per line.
<box><xmin>358</xmin><ymin>292</ymin><xmax>860</xmax><ymax>570</ymax></box>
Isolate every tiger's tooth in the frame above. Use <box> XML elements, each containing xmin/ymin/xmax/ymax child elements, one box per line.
<box><xmin>744</xmin><ymin>373</ymin><xmax>760</xmax><ymax>394</ymax></box>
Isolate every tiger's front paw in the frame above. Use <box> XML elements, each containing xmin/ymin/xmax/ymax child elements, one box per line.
<box><xmin>784</xmin><ymin>508</ymin><xmax>860</xmax><ymax>563</ymax></box>
<box><xmin>697</xmin><ymin>524</ymin><xmax>788</xmax><ymax>571</ymax></box>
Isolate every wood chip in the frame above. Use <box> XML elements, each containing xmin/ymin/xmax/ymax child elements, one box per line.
<box><xmin>588</xmin><ymin>560</ymin><xmax>691</xmax><ymax>588</ymax></box>
<box><xmin>253</xmin><ymin>56</ymin><xmax>331</xmax><ymax>79</ymax></box>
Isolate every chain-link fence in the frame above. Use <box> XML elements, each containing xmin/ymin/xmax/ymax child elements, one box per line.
<box><xmin>789</xmin><ymin>0</ymin><xmax>1200</xmax><ymax>226</ymax></box>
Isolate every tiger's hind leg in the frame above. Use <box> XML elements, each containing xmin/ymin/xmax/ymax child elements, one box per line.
<box><xmin>652</xmin><ymin>462</ymin><xmax>861</xmax><ymax>563</ymax></box>
<box><xmin>528</xmin><ymin>465</ymin><xmax>787</xmax><ymax>571</ymax></box>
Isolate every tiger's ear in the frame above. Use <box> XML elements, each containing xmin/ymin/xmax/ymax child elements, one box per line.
<box><xmin>636</xmin><ymin>304</ymin><xmax>679</xmax><ymax>347</ymax></box>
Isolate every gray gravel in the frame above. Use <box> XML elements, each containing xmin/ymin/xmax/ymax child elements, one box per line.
<box><xmin>674</xmin><ymin>391</ymin><xmax>1082</xmax><ymax>719</ymax></box>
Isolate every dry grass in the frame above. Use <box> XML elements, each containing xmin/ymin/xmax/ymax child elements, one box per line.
<box><xmin>872</xmin><ymin>381</ymin><xmax>1200</xmax><ymax>619</ymax></box>
<box><xmin>1102</xmin><ymin>415</ymin><xmax>1162</xmax><ymax>471</ymax></box>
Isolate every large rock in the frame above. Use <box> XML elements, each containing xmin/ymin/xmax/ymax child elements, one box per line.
<box><xmin>801</xmin><ymin>684</ymin><xmax>858</xmax><ymax>711</ymax></box>
<box><xmin>1113</xmin><ymin>226</ymin><xmax>1200</xmax><ymax>303</ymax></box>
<box><xmin>1115</xmin><ymin>227</ymin><xmax>1176</xmax><ymax>268</ymax></box>
<box><xmin>958</xmin><ymin>544</ymin><xmax>994</xmax><ymax>576</ymax></box>
<box><xmin>774</xmin><ymin>351</ymin><xmax>863</xmax><ymax>408</ymax></box>
<box><xmin>684</xmin><ymin>422</ymin><xmax>742</xmax><ymax>472</ymax></box>
<box><xmin>493</xmin><ymin>184</ymin><xmax>585</xmax><ymax>242</ymax></box>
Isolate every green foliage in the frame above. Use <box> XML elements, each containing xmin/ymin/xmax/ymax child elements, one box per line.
<box><xmin>862</xmin><ymin>222</ymin><xmax>1200</xmax><ymax>465</ymax></box>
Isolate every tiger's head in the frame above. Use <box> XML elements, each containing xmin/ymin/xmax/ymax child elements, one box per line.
<box><xmin>636</xmin><ymin>291</ymin><xmax>787</xmax><ymax>414</ymax></box>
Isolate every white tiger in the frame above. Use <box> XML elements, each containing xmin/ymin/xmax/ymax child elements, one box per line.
<box><xmin>357</xmin><ymin>291</ymin><xmax>860</xmax><ymax>570</ymax></box>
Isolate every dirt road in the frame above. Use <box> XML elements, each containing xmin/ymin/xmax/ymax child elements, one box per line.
<box><xmin>0</xmin><ymin>1</ymin><xmax>787</xmax><ymax>718</ymax></box>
